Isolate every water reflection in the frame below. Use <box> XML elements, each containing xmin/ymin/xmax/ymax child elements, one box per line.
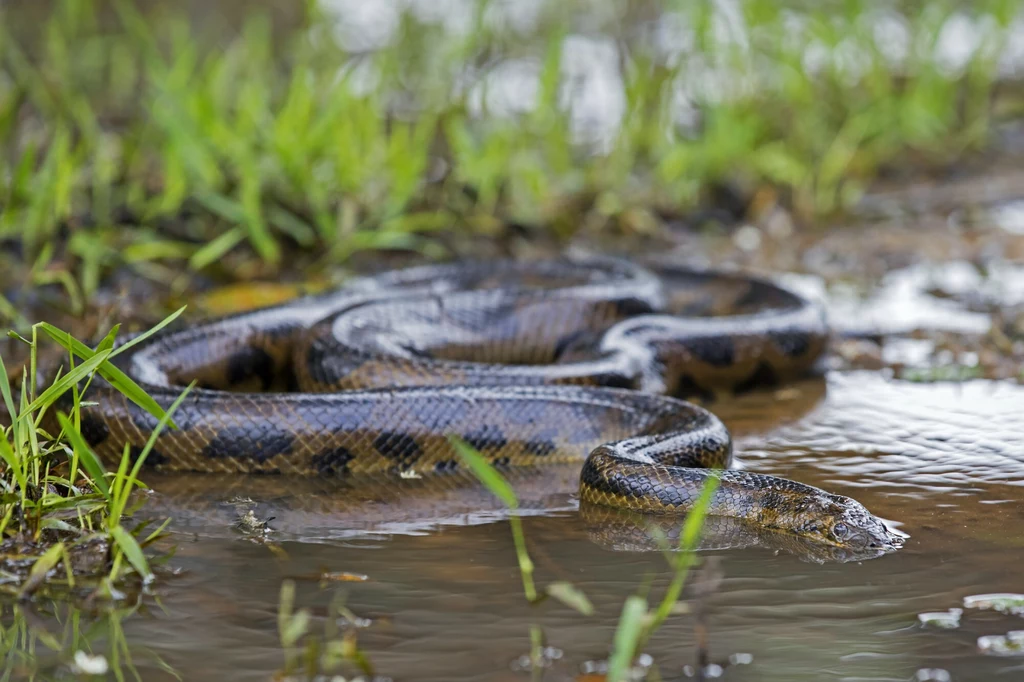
<box><xmin>580</xmin><ymin>506</ymin><xmax>901</xmax><ymax>565</ymax></box>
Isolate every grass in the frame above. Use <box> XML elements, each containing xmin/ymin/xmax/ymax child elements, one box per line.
<box><xmin>275</xmin><ymin>580</ymin><xmax>379</xmax><ymax>682</ymax></box>
<box><xmin>2</xmin><ymin>0</ymin><xmax>1023</xmax><ymax>315</ymax></box>
<box><xmin>1</xmin><ymin>600</ymin><xmax>180</xmax><ymax>681</ymax></box>
<box><xmin>0</xmin><ymin>311</ymin><xmax>188</xmax><ymax>602</ymax></box>
<box><xmin>450</xmin><ymin>436</ymin><xmax>720</xmax><ymax>682</ymax></box>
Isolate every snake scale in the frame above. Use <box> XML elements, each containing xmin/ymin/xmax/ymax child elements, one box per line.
<box><xmin>51</xmin><ymin>256</ymin><xmax>901</xmax><ymax>552</ymax></box>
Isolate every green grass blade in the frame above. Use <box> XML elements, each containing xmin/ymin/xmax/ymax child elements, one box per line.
<box><xmin>37</xmin><ymin>319</ymin><xmax>181</xmax><ymax>428</ymax></box>
<box><xmin>606</xmin><ymin>595</ymin><xmax>649</xmax><ymax>682</ymax></box>
<box><xmin>280</xmin><ymin>608</ymin><xmax>311</xmax><ymax>649</ymax></box>
<box><xmin>101</xmin><ymin>306</ymin><xmax>185</xmax><ymax>358</ymax></box>
<box><xmin>56</xmin><ymin>411</ymin><xmax>110</xmax><ymax>499</ymax></box>
<box><xmin>545</xmin><ymin>581</ymin><xmax>594</xmax><ymax>616</ymax></box>
<box><xmin>0</xmin><ymin>436</ymin><xmax>27</xmax><ymax>491</ymax></box>
<box><xmin>25</xmin><ymin>349</ymin><xmax>112</xmax><ymax>415</ymax></box>
<box><xmin>95</xmin><ymin>324</ymin><xmax>122</xmax><ymax>353</ymax></box>
<box><xmin>448</xmin><ymin>435</ymin><xmax>518</xmax><ymax>509</ymax></box>
<box><xmin>17</xmin><ymin>542</ymin><xmax>66</xmax><ymax>599</ymax></box>
<box><xmin>189</xmin><ymin>227</ymin><xmax>245</xmax><ymax>271</ymax></box>
<box><xmin>109</xmin><ymin>524</ymin><xmax>151</xmax><ymax>582</ymax></box>
<box><xmin>140</xmin><ymin>517</ymin><xmax>172</xmax><ymax>547</ymax></box>
<box><xmin>0</xmin><ymin>357</ymin><xmax>17</xmax><ymax>423</ymax></box>
<box><xmin>646</xmin><ymin>474</ymin><xmax>722</xmax><ymax>638</ymax></box>
<box><xmin>38</xmin><ymin>517</ymin><xmax>82</xmax><ymax>534</ymax></box>
<box><xmin>109</xmin><ymin>442</ymin><xmax>133</xmax><ymax>520</ymax></box>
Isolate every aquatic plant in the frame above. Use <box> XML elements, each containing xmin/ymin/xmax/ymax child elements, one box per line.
<box><xmin>451</xmin><ymin>435</ymin><xmax>720</xmax><ymax>681</ymax></box>
<box><xmin>0</xmin><ymin>312</ymin><xmax>188</xmax><ymax>600</ymax></box>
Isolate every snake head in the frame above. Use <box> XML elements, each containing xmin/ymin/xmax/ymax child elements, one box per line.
<box><xmin>793</xmin><ymin>493</ymin><xmax>904</xmax><ymax>552</ymax></box>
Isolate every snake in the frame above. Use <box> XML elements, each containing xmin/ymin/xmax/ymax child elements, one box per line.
<box><xmin>46</xmin><ymin>255</ymin><xmax>902</xmax><ymax>553</ymax></box>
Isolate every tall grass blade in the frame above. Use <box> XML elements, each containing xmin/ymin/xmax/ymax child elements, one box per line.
<box><xmin>606</xmin><ymin>595</ymin><xmax>649</xmax><ymax>682</ymax></box>
<box><xmin>0</xmin><ymin>436</ymin><xmax>27</xmax><ymax>492</ymax></box>
<box><xmin>37</xmin><ymin>314</ymin><xmax>186</xmax><ymax>428</ymax></box>
<box><xmin>545</xmin><ymin>581</ymin><xmax>594</xmax><ymax>616</ymax></box>
<box><xmin>57</xmin><ymin>411</ymin><xmax>110</xmax><ymax>498</ymax></box>
<box><xmin>109</xmin><ymin>524</ymin><xmax>151</xmax><ymax>582</ymax></box>
<box><xmin>448</xmin><ymin>435</ymin><xmax>518</xmax><ymax>509</ymax></box>
<box><xmin>0</xmin><ymin>356</ymin><xmax>17</xmax><ymax>422</ymax></box>
<box><xmin>18</xmin><ymin>542</ymin><xmax>67</xmax><ymax>599</ymax></box>
<box><xmin>25</xmin><ymin>349</ymin><xmax>112</xmax><ymax>415</ymax></box>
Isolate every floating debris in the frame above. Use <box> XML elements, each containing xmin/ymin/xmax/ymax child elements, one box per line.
<box><xmin>321</xmin><ymin>571</ymin><xmax>370</xmax><ymax>583</ymax></box>
<box><xmin>234</xmin><ymin>509</ymin><xmax>275</xmax><ymax>537</ymax></box>
<box><xmin>71</xmin><ymin>651</ymin><xmax>109</xmax><ymax>675</ymax></box>
<box><xmin>964</xmin><ymin>593</ymin><xmax>1024</xmax><ymax>616</ymax></box>
<box><xmin>977</xmin><ymin>631</ymin><xmax>1024</xmax><ymax>657</ymax></box>
<box><xmin>918</xmin><ymin>608</ymin><xmax>963</xmax><ymax>629</ymax></box>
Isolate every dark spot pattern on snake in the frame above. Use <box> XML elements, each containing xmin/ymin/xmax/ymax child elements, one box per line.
<box><xmin>682</xmin><ymin>335</ymin><xmax>735</xmax><ymax>367</ymax></box>
<box><xmin>770</xmin><ymin>331</ymin><xmax>812</xmax><ymax>358</ymax></box>
<box><xmin>734</xmin><ymin>361</ymin><xmax>780</xmax><ymax>394</ymax></box>
<box><xmin>461</xmin><ymin>424</ymin><xmax>508</xmax><ymax>452</ymax></box>
<box><xmin>522</xmin><ymin>438</ymin><xmax>557</xmax><ymax>456</ymax></box>
<box><xmin>311</xmin><ymin>446</ymin><xmax>356</xmax><ymax>475</ymax></box>
<box><xmin>128</xmin><ymin>444</ymin><xmax>168</xmax><ymax>468</ymax></box>
<box><xmin>79</xmin><ymin>412</ymin><xmax>110</xmax><ymax>447</ymax></box>
<box><xmin>203</xmin><ymin>424</ymin><xmax>296</xmax><ymax>461</ymax></box>
<box><xmin>226</xmin><ymin>346</ymin><xmax>276</xmax><ymax>389</ymax></box>
<box><xmin>373</xmin><ymin>431</ymin><xmax>423</xmax><ymax>469</ymax></box>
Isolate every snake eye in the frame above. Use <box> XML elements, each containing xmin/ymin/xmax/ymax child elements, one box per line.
<box><xmin>833</xmin><ymin>523</ymin><xmax>849</xmax><ymax>539</ymax></box>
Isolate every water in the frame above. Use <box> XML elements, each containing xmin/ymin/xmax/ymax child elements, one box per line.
<box><xmin>7</xmin><ymin>370</ymin><xmax>1017</xmax><ymax>681</ymax></box>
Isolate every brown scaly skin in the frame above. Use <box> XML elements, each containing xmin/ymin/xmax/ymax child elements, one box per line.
<box><xmin>43</xmin><ymin>256</ymin><xmax>902</xmax><ymax>554</ymax></box>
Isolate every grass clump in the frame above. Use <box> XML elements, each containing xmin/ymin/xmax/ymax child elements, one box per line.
<box><xmin>275</xmin><ymin>580</ymin><xmax>381</xmax><ymax>682</ymax></box>
<box><xmin>1</xmin><ymin>0</ymin><xmax>1023</xmax><ymax>310</ymax></box>
<box><xmin>0</xmin><ymin>312</ymin><xmax>187</xmax><ymax>602</ymax></box>
<box><xmin>1</xmin><ymin>600</ymin><xmax>180</xmax><ymax>681</ymax></box>
<box><xmin>450</xmin><ymin>435</ymin><xmax>719</xmax><ymax>682</ymax></box>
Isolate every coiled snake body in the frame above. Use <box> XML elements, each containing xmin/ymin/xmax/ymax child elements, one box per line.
<box><xmin>59</xmin><ymin>256</ymin><xmax>901</xmax><ymax>552</ymax></box>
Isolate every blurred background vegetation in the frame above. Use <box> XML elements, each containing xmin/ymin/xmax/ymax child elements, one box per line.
<box><xmin>2</xmin><ymin>0</ymin><xmax>1023</xmax><ymax>315</ymax></box>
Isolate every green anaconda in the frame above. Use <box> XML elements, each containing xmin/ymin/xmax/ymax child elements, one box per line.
<box><xmin>47</xmin><ymin>256</ymin><xmax>902</xmax><ymax>553</ymax></box>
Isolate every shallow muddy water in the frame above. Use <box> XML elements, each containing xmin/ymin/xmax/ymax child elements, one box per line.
<box><xmin>13</xmin><ymin>370</ymin><xmax>1014</xmax><ymax>682</ymax></box>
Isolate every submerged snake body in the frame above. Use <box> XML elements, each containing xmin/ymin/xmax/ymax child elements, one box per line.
<box><xmin>59</xmin><ymin>257</ymin><xmax>900</xmax><ymax>552</ymax></box>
